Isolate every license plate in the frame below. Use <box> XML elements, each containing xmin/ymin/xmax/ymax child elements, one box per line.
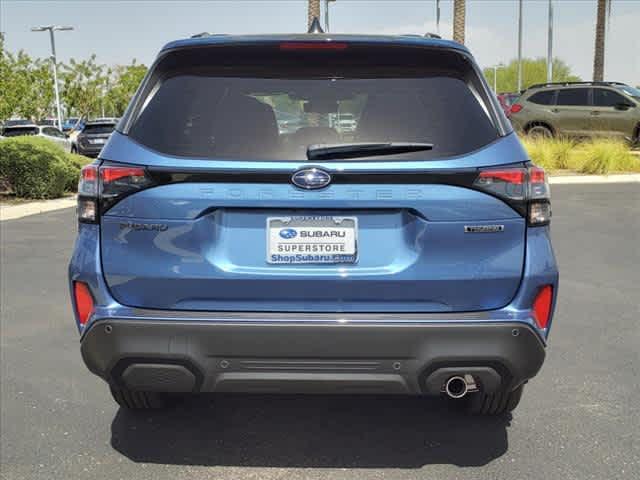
<box><xmin>89</xmin><ymin>138</ymin><xmax>105</xmax><ymax>144</ymax></box>
<box><xmin>267</xmin><ymin>216</ymin><xmax>358</xmax><ymax>264</ymax></box>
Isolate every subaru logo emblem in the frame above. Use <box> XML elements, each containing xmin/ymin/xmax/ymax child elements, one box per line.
<box><xmin>291</xmin><ymin>168</ymin><xmax>331</xmax><ymax>190</ymax></box>
<box><xmin>279</xmin><ymin>228</ymin><xmax>298</xmax><ymax>239</ymax></box>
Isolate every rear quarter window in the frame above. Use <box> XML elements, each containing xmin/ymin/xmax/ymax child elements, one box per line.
<box><xmin>127</xmin><ymin>45</ymin><xmax>500</xmax><ymax>161</ymax></box>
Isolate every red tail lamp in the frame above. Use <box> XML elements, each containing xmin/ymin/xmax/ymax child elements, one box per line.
<box><xmin>532</xmin><ymin>285</ymin><xmax>553</xmax><ymax>329</ymax></box>
<box><xmin>74</xmin><ymin>282</ymin><xmax>94</xmax><ymax>326</ymax></box>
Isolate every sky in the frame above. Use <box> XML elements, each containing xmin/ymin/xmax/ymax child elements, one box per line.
<box><xmin>1</xmin><ymin>0</ymin><xmax>639</xmax><ymax>85</ymax></box>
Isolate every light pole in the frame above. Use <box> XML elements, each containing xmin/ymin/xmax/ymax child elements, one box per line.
<box><xmin>436</xmin><ymin>0</ymin><xmax>441</xmax><ymax>36</ymax></box>
<box><xmin>31</xmin><ymin>25</ymin><xmax>73</xmax><ymax>130</ymax></box>
<box><xmin>517</xmin><ymin>0</ymin><xmax>523</xmax><ymax>92</ymax></box>
<box><xmin>324</xmin><ymin>0</ymin><xmax>336</xmax><ymax>33</ymax></box>
<box><xmin>492</xmin><ymin>63</ymin><xmax>504</xmax><ymax>93</ymax></box>
<box><xmin>546</xmin><ymin>0</ymin><xmax>554</xmax><ymax>83</ymax></box>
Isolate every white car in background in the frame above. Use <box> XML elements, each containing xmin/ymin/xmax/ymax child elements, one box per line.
<box><xmin>1</xmin><ymin>124</ymin><xmax>72</xmax><ymax>152</ymax></box>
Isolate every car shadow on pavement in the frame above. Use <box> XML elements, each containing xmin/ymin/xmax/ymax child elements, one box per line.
<box><xmin>110</xmin><ymin>393</ymin><xmax>511</xmax><ymax>468</ymax></box>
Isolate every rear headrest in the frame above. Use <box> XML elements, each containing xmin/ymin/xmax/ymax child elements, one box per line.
<box><xmin>212</xmin><ymin>94</ymin><xmax>278</xmax><ymax>158</ymax></box>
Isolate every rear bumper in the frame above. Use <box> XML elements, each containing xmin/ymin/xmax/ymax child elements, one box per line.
<box><xmin>81</xmin><ymin>314</ymin><xmax>545</xmax><ymax>395</ymax></box>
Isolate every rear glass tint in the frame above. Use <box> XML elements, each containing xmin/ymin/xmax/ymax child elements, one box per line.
<box><xmin>556</xmin><ymin>88</ymin><xmax>589</xmax><ymax>106</ymax></box>
<box><xmin>128</xmin><ymin>45</ymin><xmax>499</xmax><ymax>160</ymax></box>
<box><xmin>3</xmin><ymin>127</ymin><xmax>38</xmax><ymax>137</ymax></box>
<box><xmin>82</xmin><ymin>124</ymin><xmax>115</xmax><ymax>134</ymax></box>
<box><xmin>528</xmin><ymin>90</ymin><xmax>556</xmax><ymax>105</ymax></box>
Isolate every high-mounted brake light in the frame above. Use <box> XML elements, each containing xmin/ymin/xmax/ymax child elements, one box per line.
<box><xmin>73</xmin><ymin>281</ymin><xmax>94</xmax><ymax>327</ymax></box>
<box><xmin>532</xmin><ymin>285</ymin><xmax>553</xmax><ymax>329</ymax></box>
<box><xmin>76</xmin><ymin>164</ymin><xmax>155</xmax><ymax>223</ymax></box>
<box><xmin>279</xmin><ymin>42</ymin><xmax>349</xmax><ymax>51</ymax></box>
<box><xmin>473</xmin><ymin>166</ymin><xmax>551</xmax><ymax>226</ymax></box>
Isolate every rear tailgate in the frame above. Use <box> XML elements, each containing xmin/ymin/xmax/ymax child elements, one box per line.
<box><xmin>99</xmin><ymin>41</ymin><xmax>526</xmax><ymax>313</ymax></box>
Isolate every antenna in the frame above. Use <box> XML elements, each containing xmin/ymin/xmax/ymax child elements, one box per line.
<box><xmin>308</xmin><ymin>17</ymin><xmax>324</xmax><ymax>34</ymax></box>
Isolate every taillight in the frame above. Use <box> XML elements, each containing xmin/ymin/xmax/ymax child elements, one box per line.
<box><xmin>532</xmin><ymin>285</ymin><xmax>553</xmax><ymax>329</ymax></box>
<box><xmin>77</xmin><ymin>163</ymin><xmax>155</xmax><ymax>223</ymax></box>
<box><xmin>77</xmin><ymin>165</ymin><xmax>98</xmax><ymax>222</ymax></box>
<box><xmin>473</xmin><ymin>166</ymin><xmax>551</xmax><ymax>226</ymax></box>
<box><xmin>73</xmin><ymin>281</ymin><xmax>94</xmax><ymax>327</ymax></box>
<box><xmin>510</xmin><ymin>103</ymin><xmax>523</xmax><ymax>114</ymax></box>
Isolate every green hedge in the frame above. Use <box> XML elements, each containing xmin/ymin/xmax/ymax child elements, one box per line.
<box><xmin>0</xmin><ymin>137</ymin><xmax>91</xmax><ymax>199</ymax></box>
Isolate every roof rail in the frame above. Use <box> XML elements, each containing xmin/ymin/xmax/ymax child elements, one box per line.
<box><xmin>424</xmin><ymin>32</ymin><xmax>442</xmax><ymax>39</ymax></box>
<box><xmin>191</xmin><ymin>32</ymin><xmax>211</xmax><ymax>38</ymax></box>
<box><xmin>526</xmin><ymin>81</ymin><xmax>629</xmax><ymax>90</ymax></box>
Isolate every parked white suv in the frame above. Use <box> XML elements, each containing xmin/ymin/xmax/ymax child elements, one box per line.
<box><xmin>1</xmin><ymin>124</ymin><xmax>72</xmax><ymax>152</ymax></box>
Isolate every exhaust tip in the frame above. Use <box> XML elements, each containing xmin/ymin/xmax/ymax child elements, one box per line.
<box><xmin>445</xmin><ymin>376</ymin><xmax>469</xmax><ymax>399</ymax></box>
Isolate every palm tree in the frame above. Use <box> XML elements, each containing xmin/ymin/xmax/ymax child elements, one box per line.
<box><xmin>593</xmin><ymin>0</ymin><xmax>609</xmax><ymax>81</ymax></box>
<box><xmin>308</xmin><ymin>0</ymin><xmax>321</xmax><ymax>29</ymax></box>
<box><xmin>453</xmin><ymin>0</ymin><xmax>466</xmax><ymax>44</ymax></box>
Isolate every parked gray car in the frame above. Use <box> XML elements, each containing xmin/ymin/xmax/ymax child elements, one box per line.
<box><xmin>73</xmin><ymin>120</ymin><xmax>117</xmax><ymax>157</ymax></box>
<box><xmin>510</xmin><ymin>81</ymin><xmax>640</xmax><ymax>143</ymax></box>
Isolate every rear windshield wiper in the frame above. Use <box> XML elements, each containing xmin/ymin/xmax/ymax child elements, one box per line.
<box><xmin>306</xmin><ymin>142</ymin><xmax>434</xmax><ymax>161</ymax></box>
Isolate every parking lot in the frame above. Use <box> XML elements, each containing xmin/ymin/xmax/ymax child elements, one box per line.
<box><xmin>1</xmin><ymin>183</ymin><xmax>638</xmax><ymax>480</ymax></box>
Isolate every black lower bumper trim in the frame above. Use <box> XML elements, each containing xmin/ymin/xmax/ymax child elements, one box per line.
<box><xmin>81</xmin><ymin>319</ymin><xmax>545</xmax><ymax>395</ymax></box>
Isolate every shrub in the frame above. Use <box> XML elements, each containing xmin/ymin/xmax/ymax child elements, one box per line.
<box><xmin>521</xmin><ymin>137</ymin><xmax>574</xmax><ymax>170</ymax></box>
<box><xmin>572</xmin><ymin>140</ymin><xmax>640</xmax><ymax>174</ymax></box>
<box><xmin>0</xmin><ymin>136</ymin><xmax>92</xmax><ymax>199</ymax></box>
<box><xmin>64</xmin><ymin>153</ymin><xmax>92</xmax><ymax>192</ymax></box>
<box><xmin>521</xmin><ymin>137</ymin><xmax>640</xmax><ymax>174</ymax></box>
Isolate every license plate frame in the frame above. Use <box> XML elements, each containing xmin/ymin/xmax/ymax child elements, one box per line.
<box><xmin>266</xmin><ymin>216</ymin><xmax>358</xmax><ymax>265</ymax></box>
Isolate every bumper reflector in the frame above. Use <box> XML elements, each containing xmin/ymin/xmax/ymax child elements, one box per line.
<box><xmin>74</xmin><ymin>282</ymin><xmax>94</xmax><ymax>326</ymax></box>
<box><xmin>533</xmin><ymin>285</ymin><xmax>553</xmax><ymax>329</ymax></box>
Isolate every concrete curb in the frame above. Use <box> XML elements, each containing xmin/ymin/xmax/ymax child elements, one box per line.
<box><xmin>0</xmin><ymin>196</ymin><xmax>77</xmax><ymax>221</ymax></box>
<box><xmin>549</xmin><ymin>174</ymin><xmax>640</xmax><ymax>184</ymax></box>
<box><xmin>1</xmin><ymin>173</ymin><xmax>639</xmax><ymax>221</ymax></box>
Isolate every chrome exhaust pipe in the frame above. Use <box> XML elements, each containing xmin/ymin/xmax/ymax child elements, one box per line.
<box><xmin>444</xmin><ymin>375</ymin><xmax>478</xmax><ymax>399</ymax></box>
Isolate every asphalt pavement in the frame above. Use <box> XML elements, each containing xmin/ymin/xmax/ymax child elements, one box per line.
<box><xmin>1</xmin><ymin>184</ymin><xmax>639</xmax><ymax>480</ymax></box>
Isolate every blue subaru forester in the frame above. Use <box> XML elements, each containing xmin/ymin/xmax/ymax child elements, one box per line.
<box><xmin>69</xmin><ymin>33</ymin><xmax>558</xmax><ymax>415</ymax></box>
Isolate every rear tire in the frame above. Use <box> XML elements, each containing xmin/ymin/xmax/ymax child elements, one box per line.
<box><xmin>464</xmin><ymin>384</ymin><xmax>524</xmax><ymax>416</ymax></box>
<box><xmin>527</xmin><ymin>124</ymin><xmax>553</xmax><ymax>139</ymax></box>
<box><xmin>109</xmin><ymin>385</ymin><xmax>171</xmax><ymax>410</ymax></box>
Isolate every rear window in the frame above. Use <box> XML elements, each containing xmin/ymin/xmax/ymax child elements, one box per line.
<box><xmin>127</xmin><ymin>45</ymin><xmax>499</xmax><ymax>160</ymax></box>
<box><xmin>528</xmin><ymin>90</ymin><xmax>556</xmax><ymax>105</ymax></box>
<box><xmin>82</xmin><ymin>123</ymin><xmax>115</xmax><ymax>134</ymax></box>
<box><xmin>3</xmin><ymin>127</ymin><xmax>38</xmax><ymax>137</ymax></box>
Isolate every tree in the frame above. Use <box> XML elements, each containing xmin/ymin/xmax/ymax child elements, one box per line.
<box><xmin>482</xmin><ymin>58</ymin><xmax>581</xmax><ymax>93</ymax></box>
<box><xmin>453</xmin><ymin>0</ymin><xmax>466</xmax><ymax>44</ymax></box>
<box><xmin>593</xmin><ymin>0</ymin><xmax>609</xmax><ymax>81</ymax></box>
<box><xmin>308</xmin><ymin>0</ymin><xmax>321</xmax><ymax>29</ymax></box>
<box><xmin>103</xmin><ymin>61</ymin><xmax>147</xmax><ymax>117</ymax></box>
<box><xmin>0</xmin><ymin>35</ymin><xmax>19</xmax><ymax>121</ymax></box>
<box><xmin>60</xmin><ymin>55</ymin><xmax>107</xmax><ymax>118</ymax></box>
<box><xmin>0</xmin><ymin>43</ymin><xmax>54</xmax><ymax>122</ymax></box>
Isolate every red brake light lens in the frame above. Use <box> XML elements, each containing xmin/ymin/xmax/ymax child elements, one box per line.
<box><xmin>477</xmin><ymin>169</ymin><xmax>526</xmax><ymax>185</ymax></box>
<box><xmin>510</xmin><ymin>103</ymin><xmax>523</xmax><ymax>114</ymax></box>
<box><xmin>279</xmin><ymin>42</ymin><xmax>348</xmax><ymax>51</ymax></box>
<box><xmin>101</xmin><ymin>166</ymin><xmax>146</xmax><ymax>183</ymax></box>
<box><xmin>73</xmin><ymin>281</ymin><xmax>94</xmax><ymax>327</ymax></box>
<box><xmin>532</xmin><ymin>285</ymin><xmax>553</xmax><ymax>329</ymax></box>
